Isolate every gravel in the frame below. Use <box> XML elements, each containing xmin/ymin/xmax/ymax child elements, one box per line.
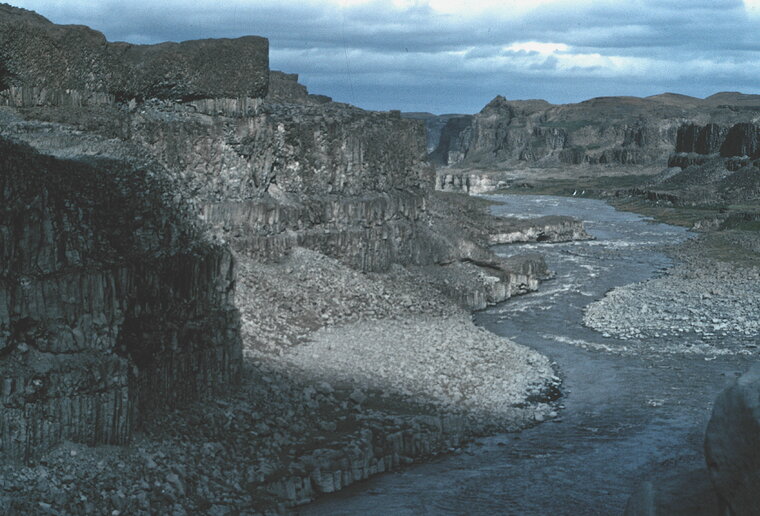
<box><xmin>0</xmin><ymin>247</ymin><xmax>557</xmax><ymax>515</ymax></box>
<box><xmin>584</xmin><ymin>234</ymin><xmax>760</xmax><ymax>355</ymax></box>
<box><xmin>284</xmin><ymin>315</ymin><xmax>553</xmax><ymax>424</ymax></box>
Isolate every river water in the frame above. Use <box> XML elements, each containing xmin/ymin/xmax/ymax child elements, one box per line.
<box><xmin>300</xmin><ymin>195</ymin><xmax>753</xmax><ymax>515</ymax></box>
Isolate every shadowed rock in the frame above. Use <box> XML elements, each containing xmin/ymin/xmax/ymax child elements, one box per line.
<box><xmin>0</xmin><ymin>138</ymin><xmax>241</xmax><ymax>462</ymax></box>
<box><xmin>705</xmin><ymin>363</ymin><xmax>760</xmax><ymax>516</ymax></box>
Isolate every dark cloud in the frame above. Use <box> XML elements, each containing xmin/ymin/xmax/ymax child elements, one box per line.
<box><xmin>10</xmin><ymin>0</ymin><xmax>760</xmax><ymax>113</ymax></box>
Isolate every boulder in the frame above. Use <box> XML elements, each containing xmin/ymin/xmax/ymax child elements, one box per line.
<box><xmin>705</xmin><ymin>363</ymin><xmax>760</xmax><ymax>516</ymax></box>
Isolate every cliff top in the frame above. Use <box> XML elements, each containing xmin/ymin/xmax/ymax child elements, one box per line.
<box><xmin>0</xmin><ymin>3</ymin><xmax>269</xmax><ymax>100</ymax></box>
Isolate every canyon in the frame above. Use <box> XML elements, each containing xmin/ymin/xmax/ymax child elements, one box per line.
<box><xmin>0</xmin><ymin>4</ymin><xmax>572</xmax><ymax>514</ymax></box>
<box><xmin>1</xmin><ymin>2</ymin><xmax>760</xmax><ymax>515</ymax></box>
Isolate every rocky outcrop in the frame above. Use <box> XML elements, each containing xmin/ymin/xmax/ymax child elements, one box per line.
<box><xmin>428</xmin><ymin>114</ymin><xmax>475</xmax><ymax>164</ymax></box>
<box><xmin>719</xmin><ymin>123</ymin><xmax>760</xmax><ymax>159</ymax></box>
<box><xmin>0</xmin><ymin>139</ymin><xmax>240</xmax><ymax>462</ymax></box>
<box><xmin>0</xmin><ymin>1</ymin><xmax>555</xmax><ymax>474</ymax></box>
<box><xmin>705</xmin><ymin>363</ymin><xmax>760</xmax><ymax>516</ymax></box>
<box><xmin>489</xmin><ymin>216</ymin><xmax>592</xmax><ymax>244</ymax></box>
<box><xmin>675</xmin><ymin>123</ymin><xmax>728</xmax><ymax>155</ymax></box>
<box><xmin>624</xmin><ymin>469</ymin><xmax>718</xmax><ymax>516</ymax></box>
<box><xmin>429</xmin><ymin>93</ymin><xmax>760</xmax><ymax>174</ymax></box>
<box><xmin>430</xmin><ymin>95</ymin><xmax>688</xmax><ymax>170</ymax></box>
<box><xmin>402</xmin><ymin>113</ymin><xmax>472</xmax><ymax>155</ymax></box>
<box><xmin>266</xmin><ymin>71</ymin><xmax>332</xmax><ymax>105</ymax></box>
<box><xmin>0</xmin><ymin>4</ymin><xmax>268</xmax><ymax>103</ymax></box>
<box><xmin>644</xmin><ymin>122</ymin><xmax>760</xmax><ymax>205</ymax></box>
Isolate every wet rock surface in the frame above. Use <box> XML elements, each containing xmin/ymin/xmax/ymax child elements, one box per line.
<box><xmin>705</xmin><ymin>363</ymin><xmax>760</xmax><ymax>516</ymax></box>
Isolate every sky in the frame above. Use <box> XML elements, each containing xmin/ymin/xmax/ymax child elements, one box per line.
<box><xmin>9</xmin><ymin>0</ymin><xmax>760</xmax><ymax>114</ymax></box>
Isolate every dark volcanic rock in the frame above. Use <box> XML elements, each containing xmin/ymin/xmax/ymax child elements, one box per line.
<box><xmin>705</xmin><ymin>364</ymin><xmax>760</xmax><ymax>516</ymax></box>
<box><xmin>0</xmin><ymin>139</ymin><xmax>240</xmax><ymax>462</ymax></box>
<box><xmin>0</xmin><ymin>3</ymin><xmax>268</xmax><ymax>103</ymax></box>
<box><xmin>720</xmin><ymin>123</ymin><xmax>760</xmax><ymax>159</ymax></box>
<box><xmin>266</xmin><ymin>70</ymin><xmax>332</xmax><ymax>105</ymax></box>
<box><xmin>431</xmin><ymin>93</ymin><xmax>760</xmax><ymax>172</ymax></box>
<box><xmin>675</xmin><ymin>123</ymin><xmax>727</xmax><ymax>155</ymax></box>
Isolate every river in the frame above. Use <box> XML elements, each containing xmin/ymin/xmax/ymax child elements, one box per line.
<box><xmin>300</xmin><ymin>195</ymin><xmax>753</xmax><ymax>515</ymax></box>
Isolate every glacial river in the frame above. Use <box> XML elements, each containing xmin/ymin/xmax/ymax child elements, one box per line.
<box><xmin>301</xmin><ymin>195</ymin><xmax>753</xmax><ymax>515</ymax></box>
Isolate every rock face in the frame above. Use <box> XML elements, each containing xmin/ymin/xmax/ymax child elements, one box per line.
<box><xmin>488</xmin><ymin>215</ymin><xmax>592</xmax><ymax>245</ymax></box>
<box><xmin>266</xmin><ymin>71</ymin><xmax>332</xmax><ymax>105</ymax></box>
<box><xmin>0</xmin><ymin>4</ymin><xmax>268</xmax><ymax>102</ymax></box>
<box><xmin>0</xmin><ymin>139</ymin><xmax>240</xmax><ymax>462</ymax></box>
<box><xmin>401</xmin><ymin>113</ymin><xmax>472</xmax><ymax>154</ymax></box>
<box><xmin>705</xmin><ymin>364</ymin><xmax>760</xmax><ymax>516</ymax></box>
<box><xmin>646</xmin><ymin>122</ymin><xmax>760</xmax><ymax>205</ymax></box>
<box><xmin>430</xmin><ymin>93</ymin><xmax>760</xmax><ymax>174</ymax></box>
<box><xmin>0</xmin><ymin>2</ymin><xmax>552</xmax><ymax>467</ymax></box>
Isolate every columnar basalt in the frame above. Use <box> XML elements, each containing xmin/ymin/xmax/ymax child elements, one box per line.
<box><xmin>430</xmin><ymin>93</ymin><xmax>760</xmax><ymax>175</ymax></box>
<box><xmin>0</xmin><ymin>139</ymin><xmax>240</xmax><ymax>462</ymax></box>
<box><xmin>0</xmin><ymin>2</ymin><xmax>551</xmax><ymax>472</ymax></box>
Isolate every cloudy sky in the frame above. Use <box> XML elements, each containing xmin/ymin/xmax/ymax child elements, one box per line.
<box><xmin>11</xmin><ymin>0</ymin><xmax>760</xmax><ymax>113</ymax></box>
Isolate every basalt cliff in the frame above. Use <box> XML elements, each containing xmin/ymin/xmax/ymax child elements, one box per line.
<box><xmin>0</xmin><ymin>4</ymin><xmax>567</xmax><ymax>514</ymax></box>
<box><xmin>430</xmin><ymin>93</ymin><xmax>760</xmax><ymax>195</ymax></box>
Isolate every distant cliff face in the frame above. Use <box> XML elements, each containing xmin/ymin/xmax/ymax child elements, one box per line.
<box><xmin>654</xmin><ymin>121</ymin><xmax>760</xmax><ymax>204</ymax></box>
<box><xmin>431</xmin><ymin>93</ymin><xmax>760</xmax><ymax>171</ymax></box>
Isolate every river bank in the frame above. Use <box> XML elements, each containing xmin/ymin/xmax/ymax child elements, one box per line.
<box><xmin>0</xmin><ymin>193</ymin><xmax>579</xmax><ymax>515</ymax></box>
<box><xmin>300</xmin><ymin>194</ymin><xmax>758</xmax><ymax>516</ymax></box>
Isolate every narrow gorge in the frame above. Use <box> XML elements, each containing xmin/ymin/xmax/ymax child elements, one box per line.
<box><xmin>0</xmin><ymin>4</ymin><xmax>575</xmax><ymax>514</ymax></box>
<box><xmin>2</xmin><ymin>3</ymin><xmax>760</xmax><ymax>516</ymax></box>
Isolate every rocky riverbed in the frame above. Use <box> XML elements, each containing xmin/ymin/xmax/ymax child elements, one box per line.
<box><xmin>300</xmin><ymin>194</ymin><xmax>759</xmax><ymax>516</ymax></box>
<box><xmin>584</xmin><ymin>233</ymin><xmax>760</xmax><ymax>355</ymax></box>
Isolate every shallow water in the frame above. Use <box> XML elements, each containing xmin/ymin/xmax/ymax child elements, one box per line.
<box><xmin>300</xmin><ymin>195</ymin><xmax>753</xmax><ymax>516</ymax></box>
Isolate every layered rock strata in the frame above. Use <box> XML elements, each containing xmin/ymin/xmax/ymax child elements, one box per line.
<box><xmin>639</xmin><ymin>122</ymin><xmax>760</xmax><ymax>205</ymax></box>
<box><xmin>0</xmin><ymin>2</ymin><xmax>559</xmax><ymax>502</ymax></box>
<box><xmin>0</xmin><ymin>6</ymin><xmax>582</xmax><ymax>515</ymax></box>
<box><xmin>430</xmin><ymin>93</ymin><xmax>760</xmax><ymax>175</ymax></box>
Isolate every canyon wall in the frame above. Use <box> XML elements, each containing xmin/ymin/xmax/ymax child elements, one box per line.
<box><xmin>0</xmin><ymin>4</ymin><xmax>545</xmax><ymax>463</ymax></box>
<box><xmin>0</xmin><ymin>139</ymin><xmax>240</xmax><ymax>462</ymax></box>
<box><xmin>431</xmin><ymin>93</ymin><xmax>760</xmax><ymax>175</ymax></box>
<box><xmin>647</xmin><ymin>121</ymin><xmax>760</xmax><ymax>205</ymax></box>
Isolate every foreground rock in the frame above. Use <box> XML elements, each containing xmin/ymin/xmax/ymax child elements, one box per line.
<box><xmin>705</xmin><ymin>363</ymin><xmax>760</xmax><ymax>516</ymax></box>
<box><xmin>624</xmin><ymin>469</ymin><xmax>717</xmax><ymax>516</ymax></box>
<box><xmin>0</xmin><ymin>138</ymin><xmax>241</xmax><ymax>463</ymax></box>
